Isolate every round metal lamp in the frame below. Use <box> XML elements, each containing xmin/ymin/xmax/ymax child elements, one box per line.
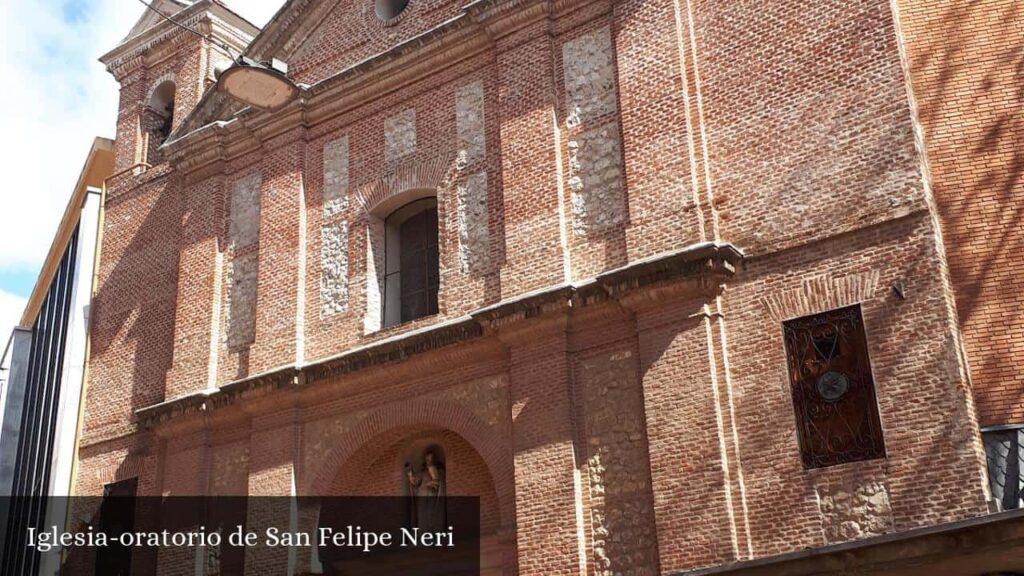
<box><xmin>216</xmin><ymin>57</ymin><xmax>299</xmax><ymax>111</ymax></box>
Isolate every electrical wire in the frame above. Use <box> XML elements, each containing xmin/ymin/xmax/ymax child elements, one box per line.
<box><xmin>132</xmin><ymin>0</ymin><xmax>237</xmax><ymax>59</ymax></box>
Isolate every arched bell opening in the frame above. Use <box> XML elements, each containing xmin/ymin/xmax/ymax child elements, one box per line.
<box><xmin>143</xmin><ymin>79</ymin><xmax>176</xmax><ymax>164</ymax></box>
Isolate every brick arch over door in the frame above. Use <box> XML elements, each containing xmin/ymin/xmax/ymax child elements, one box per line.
<box><xmin>304</xmin><ymin>398</ymin><xmax>515</xmax><ymax>529</ymax></box>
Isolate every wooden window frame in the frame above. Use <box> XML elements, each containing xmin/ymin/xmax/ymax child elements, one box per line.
<box><xmin>783</xmin><ymin>304</ymin><xmax>886</xmax><ymax>469</ymax></box>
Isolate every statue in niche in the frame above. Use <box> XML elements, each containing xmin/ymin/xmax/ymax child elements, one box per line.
<box><xmin>405</xmin><ymin>448</ymin><xmax>446</xmax><ymax>531</ymax></box>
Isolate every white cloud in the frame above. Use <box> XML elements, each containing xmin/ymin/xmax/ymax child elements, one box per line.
<box><xmin>0</xmin><ymin>0</ymin><xmax>282</xmax><ymax>275</ymax></box>
<box><xmin>0</xmin><ymin>288</ymin><xmax>27</xmax><ymax>348</ymax></box>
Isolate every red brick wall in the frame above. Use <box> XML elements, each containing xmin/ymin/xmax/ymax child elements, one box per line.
<box><xmin>84</xmin><ymin>31</ymin><xmax>222</xmax><ymax>450</ymax></box>
<box><xmin>286</xmin><ymin>0</ymin><xmax>466</xmax><ymax>85</ymax></box>
<box><xmin>301</xmin><ymin>51</ymin><xmax>506</xmax><ymax>361</ymax></box>
<box><xmin>75</xmin><ymin>1</ymin><xmax>1002</xmax><ymax>574</ymax></box>
<box><xmin>111</xmin><ymin>36</ymin><xmax>206</xmax><ymax>173</ymax></box>
<box><xmin>896</xmin><ymin>0</ymin><xmax>1024</xmax><ymax>427</ymax></box>
<box><xmin>697</xmin><ymin>0</ymin><xmax>927</xmax><ymax>255</ymax></box>
<box><xmin>84</xmin><ymin>171</ymin><xmax>179</xmax><ymax>444</ymax></box>
<box><xmin>728</xmin><ymin>215</ymin><xmax>989</xmax><ymax>557</ymax></box>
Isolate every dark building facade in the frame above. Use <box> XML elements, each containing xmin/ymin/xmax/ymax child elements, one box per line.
<box><xmin>0</xmin><ymin>139</ymin><xmax>112</xmax><ymax>576</ymax></box>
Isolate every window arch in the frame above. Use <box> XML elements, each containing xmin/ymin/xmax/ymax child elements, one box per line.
<box><xmin>382</xmin><ymin>197</ymin><xmax>438</xmax><ymax>327</ymax></box>
<box><xmin>143</xmin><ymin>79</ymin><xmax>176</xmax><ymax>164</ymax></box>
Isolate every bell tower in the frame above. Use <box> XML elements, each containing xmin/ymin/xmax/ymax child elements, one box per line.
<box><xmin>99</xmin><ymin>0</ymin><xmax>259</xmax><ymax>171</ymax></box>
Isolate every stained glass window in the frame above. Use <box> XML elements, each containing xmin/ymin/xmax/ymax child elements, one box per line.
<box><xmin>783</xmin><ymin>305</ymin><xmax>885</xmax><ymax>469</ymax></box>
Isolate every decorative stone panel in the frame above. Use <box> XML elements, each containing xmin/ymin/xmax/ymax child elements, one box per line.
<box><xmin>303</xmin><ymin>409</ymin><xmax>366</xmax><ymax>486</ymax></box>
<box><xmin>569</xmin><ymin>124</ymin><xmax>626</xmax><ymax>235</ymax></box>
<box><xmin>563</xmin><ymin>27</ymin><xmax>618</xmax><ymax>128</ymax></box>
<box><xmin>320</xmin><ymin>221</ymin><xmax>349</xmax><ymax>317</ymax></box>
<box><xmin>229</xmin><ymin>173</ymin><xmax>261</xmax><ymax>248</ymax></box>
<box><xmin>456</xmin><ymin>81</ymin><xmax>486</xmax><ymax>166</ymax></box>
<box><xmin>323</xmin><ymin>136</ymin><xmax>349</xmax><ymax>218</ymax></box>
<box><xmin>457</xmin><ymin>172</ymin><xmax>489</xmax><ymax>273</ymax></box>
<box><xmin>226</xmin><ymin>252</ymin><xmax>258</xmax><ymax>349</ymax></box>
<box><xmin>384</xmin><ymin>109</ymin><xmax>416</xmax><ymax>164</ymax></box>
<box><xmin>816</xmin><ymin>479</ymin><xmax>894</xmax><ymax>544</ymax></box>
<box><xmin>580</xmin><ymin>350</ymin><xmax>659</xmax><ymax>576</ymax></box>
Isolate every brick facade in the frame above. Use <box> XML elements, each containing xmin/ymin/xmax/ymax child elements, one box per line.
<box><xmin>74</xmin><ymin>0</ymin><xmax>1013</xmax><ymax>574</ymax></box>
<box><xmin>895</xmin><ymin>0</ymin><xmax>1024</xmax><ymax>428</ymax></box>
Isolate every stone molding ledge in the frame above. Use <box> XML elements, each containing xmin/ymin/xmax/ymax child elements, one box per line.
<box><xmin>135</xmin><ymin>241</ymin><xmax>743</xmax><ymax>429</ymax></box>
<box><xmin>675</xmin><ymin>508</ymin><xmax>1024</xmax><ymax>576</ymax></box>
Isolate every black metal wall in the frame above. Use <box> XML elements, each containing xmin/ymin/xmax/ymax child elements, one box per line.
<box><xmin>1</xmin><ymin>224</ymin><xmax>80</xmax><ymax>576</ymax></box>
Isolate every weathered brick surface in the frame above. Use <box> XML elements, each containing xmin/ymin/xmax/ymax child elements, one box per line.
<box><xmin>84</xmin><ymin>173</ymin><xmax>179</xmax><ymax>442</ymax></box>
<box><xmin>895</xmin><ymin>0</ymin><xmax>1024</xmax><ymax>427</ymax></box>
<box><xmin>74</xmin><ymin>0</ymin><xmax>1008</xmax><ymax>574</ymax></box>
<box><xmin>282</xmin><ymin>0</ymin><xmax>467</xmax><ymax>85</ymax></box>
<box><xmin>726</xmin><ymin>215</ymin><xmax>990</xmax><ymax>559</ymax></box>
<box><xmin>696</xmin><ymin>0</ymin><xmax>927</xmax><ymax>255</ymax></box>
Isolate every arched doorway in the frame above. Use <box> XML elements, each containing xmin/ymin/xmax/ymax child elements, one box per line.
<box><xmin>316</xmin><ymin>425</ymin><xmax>511</xmax><ymax>576</ymax></box>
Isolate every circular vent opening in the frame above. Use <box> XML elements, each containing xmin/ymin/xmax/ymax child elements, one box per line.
<box><xmin>375</xmin><ymin>0</ymin><xmax>409</xmax><ymax>21</ymax></box>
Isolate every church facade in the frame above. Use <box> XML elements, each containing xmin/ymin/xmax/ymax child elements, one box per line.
<box><xmin>73</xmin><ymin>0</ymin><xmax>1023</xmax><ymax>574</ymax></box>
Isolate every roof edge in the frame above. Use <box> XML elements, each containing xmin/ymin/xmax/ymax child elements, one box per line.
<box><xmin>99</xmin><ymin>0</ymin><xmax>260</xmax><ymax>72</ymax></box>
<box><xmin>18</xmin><ymin>137</ymin><xmax>115</xmax><ymax>328</ymax></box>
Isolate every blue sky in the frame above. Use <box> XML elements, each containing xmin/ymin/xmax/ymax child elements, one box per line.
<box><xmin>0</xmin><ymin>0</ymin><xmax>282</xmax><ymax>340</ymax></box>
<box><xmin>1</xmin><ymin>269</ymin><xmax>41</xmax><ymax>300</ymax></box>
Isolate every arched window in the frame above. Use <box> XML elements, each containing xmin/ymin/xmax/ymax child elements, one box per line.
<box><xmin>383</xmin><ymin>197</ymin><xmax>439</xmax><ymax>327</ymax></box>
<box><xmin>144</xmin><ymin>80</ymin><xmax>176</xmax><ymax>163</ymax></box>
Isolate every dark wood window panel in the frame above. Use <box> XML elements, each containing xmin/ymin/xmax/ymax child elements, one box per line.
<box><xmin>783</xmin><ymin>305</ymin><xmax>886</xmax><ymax>469</ymax></box>
<box><xmin>398</xmin><ymin>205</ymin><xmax>439</xmax><ymax>323</ymax></box>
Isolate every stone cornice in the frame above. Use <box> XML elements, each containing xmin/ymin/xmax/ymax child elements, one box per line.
<box><xmin>100</xmin><ymin>1</ymin><xmax>257</xmax><ymax>81</ymax></box>
<box><xmin>245</xmin><ymin>0</ymin><xmax>319</xmax><ymax>62</ymax></box>
<box><xmin>466</xmin><ymin>0</ymin><xmax>551</xmax><ymax>40</ymax></box>
<box><xmin>135</xmin><ymin>242</ymin><xmax>743</xmax><ymax>429</ymax></box>
<box><xmin>675</xmin><ymin>508</ymin><xmax>1024</xmax><ymax>576</ymax></box>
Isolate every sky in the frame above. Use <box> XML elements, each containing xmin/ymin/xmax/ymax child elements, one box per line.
<box><xmin>0</xmin><ymin>0</ymin><xmax>283</xmax><ymax>349</ymax></box>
